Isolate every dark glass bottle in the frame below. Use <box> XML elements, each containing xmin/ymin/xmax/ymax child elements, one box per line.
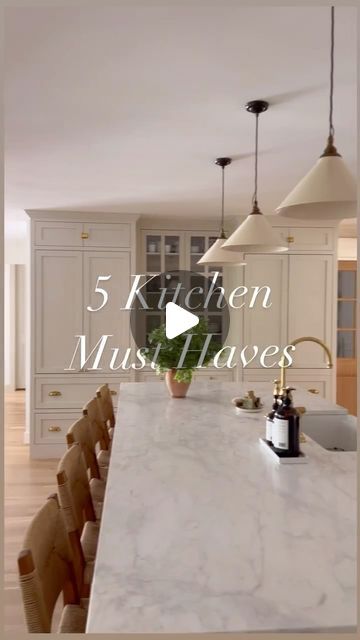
<box><xmin>265</xmin><ymin>379</ymin><xmax>281</xmax><ymax>445</ymax></box>
<box><xmin>272</xmin><ymin>387</ymin><xmax>300</xmax><ymax>457</ymax></box>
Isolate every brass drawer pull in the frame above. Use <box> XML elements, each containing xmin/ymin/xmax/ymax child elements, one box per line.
<box><xmin>81</xmin><ymin>232</ymin><xmax>89</xmax><ymax>240</ymax></box>
<box><xmin>48</xmin><ymin>390</ymin><xmax>62</xmax><ymax>397</ymax></box>
<box><xmin>110</xmin><ymin>390</ymin><xmax>117</xmax><ymax>396</ymax></box>
<box><xmin>48</xmin><ymin>426</ymin><xmax>61</xmax><ymax>432</ymax></box>
<box><xmin>308</xmin><ymin>388</ymin><xmax>320</xmax><ymax>395</ymax></box>
<box><xmin>287</xmin><ymin>236</ymin><xmax>295</xmax><ymax>243</ymax></box>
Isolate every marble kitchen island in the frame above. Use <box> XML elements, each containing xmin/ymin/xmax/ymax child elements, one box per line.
<box><xmin>86</xmin><ymin>382</ymin><xmax>356</xmax><ymax>633</ymax></box>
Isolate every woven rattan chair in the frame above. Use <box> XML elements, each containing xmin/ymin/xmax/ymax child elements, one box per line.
<box><xmin>17</xmin><ymin>494</ymin><xmax>88</xmax><ymax>633</ymax></box>
<box><xmin>66</xmin><ymin>415</ymin><xmax>107</xmax><ymax>501</ymax></box>
<box><xmin>96</xmin><ymin>383</ymin><xmax>116</xmax><ymax>439</ymax></box>
<box><xmin>57</xmin><ymin>443</ymin><xmax>101</xmax><ymax>561</ymax></box>
<box><xmin>83</xmin><ymin>397</ymin><xmax>111</xmax><ymax>470</ymax></box>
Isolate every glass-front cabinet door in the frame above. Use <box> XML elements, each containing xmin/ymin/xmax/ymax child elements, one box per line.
<box><xmin>187</xmin><ymin>233</ymin><xmax>225</xmax><ymax>348</ymax></box>
<box><xmin>143</xmin><ymin>231</ymin><xmax>183</xmax><ymax>345</ymax></box>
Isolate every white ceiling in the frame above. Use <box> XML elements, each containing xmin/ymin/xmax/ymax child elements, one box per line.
<box><xmin>4</xmin><ymin>4</ymin><xmax>357</xmax><ymax>240</ymax></box>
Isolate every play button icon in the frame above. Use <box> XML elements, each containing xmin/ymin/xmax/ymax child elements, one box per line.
<box><xmin>165</xmin><ymin>302</ymin><xmax>199</xmax><ymax>339</ymax></box>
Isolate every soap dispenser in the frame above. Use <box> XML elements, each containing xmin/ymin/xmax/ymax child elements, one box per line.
<box><xmin>272</xmin><ymin>386</ymin><xmax>300</xmax><ymax>457</ymax></box>
<box><xmin>265</xmin><ymin>379</ymin><xmax>281</xmax><ymax>445</ymax></box>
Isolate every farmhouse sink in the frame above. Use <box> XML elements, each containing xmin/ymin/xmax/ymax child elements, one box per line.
<box><xmin>302</xmin><ymin>413</ymin><xmax>357</xmax><ymax>452</ymax></box>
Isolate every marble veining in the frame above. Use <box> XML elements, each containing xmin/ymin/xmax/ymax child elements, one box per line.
<box><xmin>86</xmin><ymin>382</ymin><xmax>356</xmax><ymax>633</ymax></box>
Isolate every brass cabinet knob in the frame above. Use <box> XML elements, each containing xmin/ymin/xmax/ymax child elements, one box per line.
<box><xmin>287</xmin><ymin>236</ymin><xmax>295</xmax><ymax>243</ymax></box>
<box><xmin>81</xmin><ymin>232</ymin><xmax>89</xmax><ymax>240</ymax></box>
<box><xmin>48</xmin><ymin>426</ymin><xmax>61</xmax><ymax>432</ymax></box>
<box><xmin>48</xmin><ymin>390</ymin><xmax>62</xmax><ymax>397</ymax></box>
<box><xmin>308</xmin><ymin>388</ymin><xmax>320</xmax><ymax>395</ymax></box>
<box><xmin>110</xmin><ymin>390</ymin><xmax>117</xmax><ymax>396</ymax></box>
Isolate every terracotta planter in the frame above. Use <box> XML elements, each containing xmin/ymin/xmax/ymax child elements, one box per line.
<box><xmin>165</xmin><ymin>369</ymin><xmax>191</xmax><ymax>398</ymax></box>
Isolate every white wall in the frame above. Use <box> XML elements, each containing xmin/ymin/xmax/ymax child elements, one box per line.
<box><xmin>4</xmin><ymin>227</ymin><xmax>29</xmax><ymax>391</ymax></box>
<box><xmin>338</xmin><ymin>237</ymin><xmax>357</xmax><ymax>260</ymax></box>
<box><xmin>4</xmin><ymin>264</ymin><xmax>16</xmax><ymax>390</ymax></box>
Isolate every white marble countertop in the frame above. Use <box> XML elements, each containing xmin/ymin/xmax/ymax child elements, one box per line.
<box><xmin>86</xmin><ymin>382</ymin><xmax>356</xmax><ymax>633</ymax></box>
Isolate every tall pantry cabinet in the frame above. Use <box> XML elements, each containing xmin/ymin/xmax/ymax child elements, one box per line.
<box><xmin>226</xmin><ymin>224</ymin><xmax>338</xmax><ymax>400</ymax></box>
<box><xmin>27</xmin><ymin>212</ymin><xmax>138</xmax><ymax>459</ymax></box>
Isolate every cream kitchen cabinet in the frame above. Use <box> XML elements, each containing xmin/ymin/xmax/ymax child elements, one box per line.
<box><xmin>83</xmin><ymin>251</ymin><xmax>131</xmax><ymax>361</ymax></box>
<box><xmin>240</xmin><ymin>251</ymin><xmax>336</xmax><ymax>397</ymax></box>
<box><xmin>34</xmin><ymin>221</ymin><xmax>83</xmax><ymax>247</ymax></box>
<box><xmin>243</xmin><ymin>369</ymin><xmax>332</xmax><ymax>400</ymax></box>
<box><xmin>35</xmin><ymin>250</ymin><xmax>83</xmax><ymax>373</ymax></box>
<box><xmin>27</xmin><ymin>212</ymin><xmax>137</xmax><ymax>458</ymax></box>
<box><xmin>273</xmin><ymin>227</ymin><xmax>334</xmax><ymax>252</ymax></box>
<box><xmin>34</xmin><ymin>220</ymin><xmax>131</xmax><ymax>249</ymax></box>
<box><xmin>35</xmin><ymin>250</ymin><xmax>131</xmax><ymax>373</ymax></box>
<box><xmin>242</xmin><ymin>254</ymin><xmax>288</xmax><ymax>368</ymax></box>
<box><xmin>288</xmin><ymin>255</ymin><xmax>333</xmax><ymax>367</ymax></box>
<box><xmin>34</xmin><ymin>375</ymin><xmax>128</xmax><ymax>410</ymax></box>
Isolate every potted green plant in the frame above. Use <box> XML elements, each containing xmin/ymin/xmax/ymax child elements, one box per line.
<box><xmin>147</xmin><ymin>318</ymin><xmax>218</xmax><ymax>397</ymax></box>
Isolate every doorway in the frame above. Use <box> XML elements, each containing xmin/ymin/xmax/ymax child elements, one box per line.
<box><xmin>336</xmin><ymin>260</ymin><xmax>357</xmax><ymax>415</ymax></box>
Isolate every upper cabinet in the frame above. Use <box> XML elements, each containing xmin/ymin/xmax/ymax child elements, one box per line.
<box><xmin>273</xmin><ymin>227</ymin><xmax>335</xmax><ymax>252</ymax></box>
<box><xmin>83</xmin><ymin>223</ymin><xmax>131</xmax><ymax>248</ymax></box>
<box><xmin>141</xmin><ymin>229</ymin><xmax>226</xmax><ymax>347</ymax></box>
<box><xmin>35</xmin><ymin>221</ymin><xmax>83</xmax><ymax>247</ymax></box>
<box><xmin>34</xmin><ymin>220</ymin><xmax>132</xmax><ymax>249</ymax></box>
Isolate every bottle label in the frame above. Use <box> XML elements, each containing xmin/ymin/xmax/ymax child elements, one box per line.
<box><xmin>266</xmin><ymin>418</ymin><xmax>273</xmax><ymax>442</ymax></box>
<box><xmin>272</xmin><ymin>417</ymin><xmax>289</xmax><ymax>450</ymax></box>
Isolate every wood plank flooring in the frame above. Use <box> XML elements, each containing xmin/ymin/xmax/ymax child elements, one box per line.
<box><xmin>4</xmin><ymin>390</ymin><xmax>59</xmax><ymax>633</ymax></box>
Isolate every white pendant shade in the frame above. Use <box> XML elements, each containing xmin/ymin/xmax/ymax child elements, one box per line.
<box><xmin>276</xmin><ymin>154</ymin><xmax>356</xmax><ymax>220</ymax></box>
<box><xmin>197</xmin><ymin>238</ymin><xmax>245</xmax><ymax>265</ymax></box>
<box><xmin>222</xmin><ymin>210</ymin><xmax>288</xmax><ymax>254</ymax></box>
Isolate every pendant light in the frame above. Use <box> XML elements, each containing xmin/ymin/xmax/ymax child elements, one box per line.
<box><xmin>222</xmin><ymin>101</ymin><xmax>288</xmax><ymax>254</ymax></box>
<box><xmin>197</xmin><ymin>157</ymin><xmax>245</xmax><ymax>265</ymax></box>
<box><xmin>276</xmin><ymin>6</ymin><xmax>356</xmax><ymax>219</ymax></box>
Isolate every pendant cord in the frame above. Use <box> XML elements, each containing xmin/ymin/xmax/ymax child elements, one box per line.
<box><xmin>252</xmin><ymin>113</ymin><xmax>259</xmax><ymax>207</ymax></box>
<box><xmin>329</xmin><ymin>6</ymin><xmax>335</xmax><ymax>139</ymax></box>
<box><xmin>220</xmin><ymin>166</ymin><xmax>225</xmax><ymax>237</ymax></box>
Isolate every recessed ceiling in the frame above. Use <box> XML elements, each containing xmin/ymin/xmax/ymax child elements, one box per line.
<box><xmin>4</xmin><ymin>4</ymin><xmax>357</xmax><ymax>239</ymax></box>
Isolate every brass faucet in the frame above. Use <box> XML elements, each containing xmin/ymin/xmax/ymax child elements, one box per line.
<box><xmin>279</xmin><ymin>336</ymin><xmax>333</xmax><ymax>390</ymax></box>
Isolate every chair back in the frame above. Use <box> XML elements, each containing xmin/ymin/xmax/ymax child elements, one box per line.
<box><xmin>57</xmin><ymin>443</ymin><xmax>96</xmax><ymax>534</ymax></box>
<box><xmin>17</xmin><ymin>494</ymin><xmax>78</xmax><ymax>633</ymax></box>
<box><xmin>66</xmin><ymin>415</ymin><xmax>101</xmax><ymax>480</ymax></box>
<box><xmin>83</xmin><ymin>396</ymin><xmax>110</xmax><ymax>450</ymax></box>
<box><xmin>96</xmin><ymin>383</ymin><xmax>116</xmax><ymax>429</ymax></box>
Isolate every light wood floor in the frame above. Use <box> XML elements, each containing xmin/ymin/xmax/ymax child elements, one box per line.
<box><xmin>4</xmin><ymin>390</ymin><xmax>59</xmax><ymax>633</ymax></box>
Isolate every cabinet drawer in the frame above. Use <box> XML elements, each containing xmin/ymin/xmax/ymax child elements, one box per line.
<box><xmin>193</xmin><ymin>369</ymin><xmax>234</xmax><ymax>382</ymax></box>
<box><xmin>137</xmin><ymin>371</ymin><xmax>165</xmax><ymax>382</ymax></box>
<box><xmin>136</xmin><ymin>370</ymin><xmax>234</xmax><ymax>383</ymax></box>
<box><xmin>35</xmin><ymin>377</ymin><xmax>128</xmax><ymax>409</ymax></box>
<box><xmin>34</xmin><ymin>413</ymin><xmax>80</xmax><ymax>444</ymax></box>
<box><xmin>82</xmin><ymin>223</ymin><xmax>131</xmax><ymax>248</ymax></box>
<box><xmin>35</xmin><ymin>221</ymin><xmax>83</xmax><ymax>247</ymax></box>
<box><xmin>243</xmin><ymin>370</ymin><xmax>332</xmax><ymax>400</ymax></box>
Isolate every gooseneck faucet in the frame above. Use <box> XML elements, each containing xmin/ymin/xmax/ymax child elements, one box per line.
<box><xmin>279</xmin><ymin>336</ymin><xmax>333</xmax><ymax>390</ymax></box>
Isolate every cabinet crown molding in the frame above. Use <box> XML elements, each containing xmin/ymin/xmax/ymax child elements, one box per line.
<box><xmin>26</xmin><ymin>210</ymin><xmax>140</xmax><ymax>224</ymax></box>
